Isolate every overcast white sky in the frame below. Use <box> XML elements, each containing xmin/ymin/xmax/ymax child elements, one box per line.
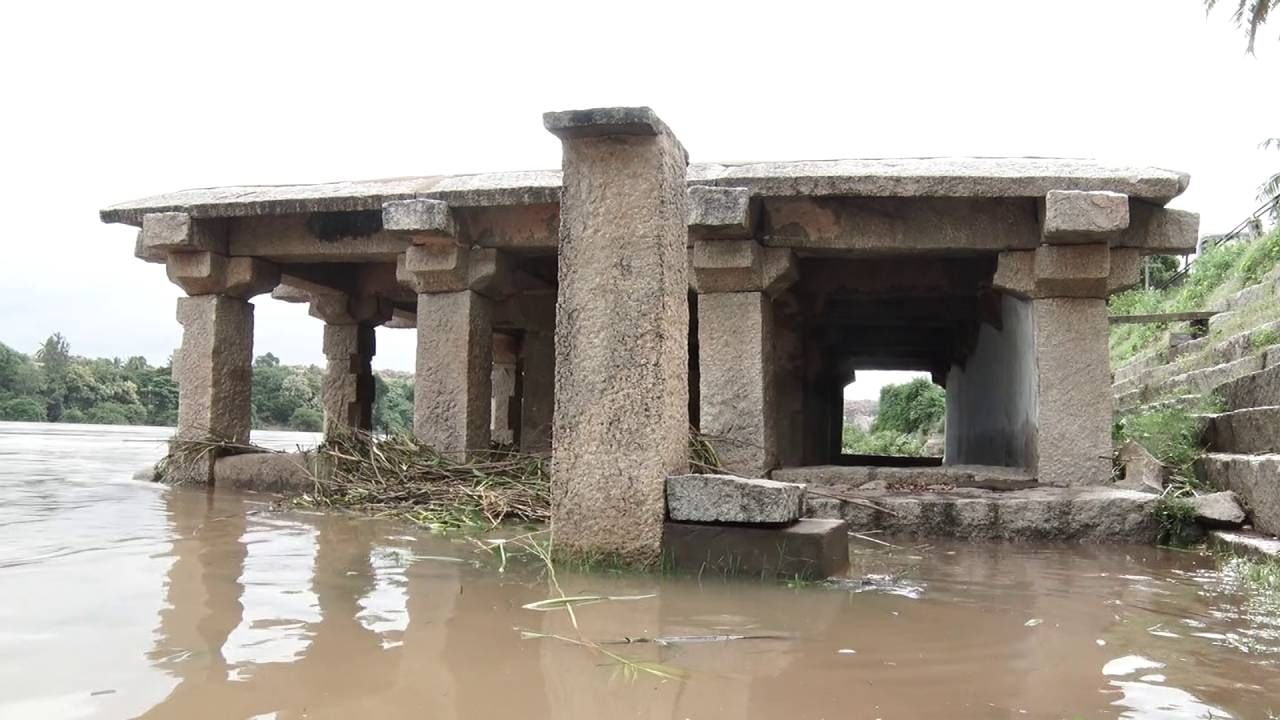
<box><xmin>1</xmin><ymin>0</ymin><xmax>1276</xmax><ymax>392</ymax></box>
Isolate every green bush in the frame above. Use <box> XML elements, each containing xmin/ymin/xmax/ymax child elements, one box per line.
<box><xmin>0</xmin><ymin>396</ymin><xmax>46</xmax><ymax>421</ymax></box>
<box><xmin>288</xmin><ymin>407</ymin><xmax>324</xmax><ymax>432</ymax></box>
<box><xmin>84</xmin><ymin>402</ymin><xmax>148</xmax><ymax>425</ymax></box>
<box><xmin>842</xmin><ymin>425</ymin><xmax>927</xmax><ymax>457</ymax></box>
<box><xmin>873</xmin><ymin>378</ymin><xmax>945</xmax><ymax>435</ymax></box>
<box><xmin>1154</xmin><ymin>497</ymin><xmax>1199</xmax><ymax>547</ymax></box>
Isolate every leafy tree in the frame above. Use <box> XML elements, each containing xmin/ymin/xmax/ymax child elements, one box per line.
<box><xmin>872</xmin><ymin>377</ymin><xmax>946</xmax><ymax>436</ymax></box>
<box><xmin>255</xmin><ymin>352</ymin><xmax>281</xmax><ymax>368</ymax></box>
<box><xmin>0</xmin><ymin>397</ymin><xmax>46</xmax><ymax>421</ymax></box>
<box><xmin>35</xmin><ymin>333</ymin><xmax>71</xmax><ymax>420</ymax></box>
<box><xmin>288</xmin><ymin>407</ymin><xmax>323</xmax><ymax>432</ymax></box>
<box><xmin>1206</xmin><ymin>0</ymin><xmax>1277</xmax><ymax>53</ymax></box>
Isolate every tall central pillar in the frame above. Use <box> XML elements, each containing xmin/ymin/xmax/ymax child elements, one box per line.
<box><xmin>309</xmin><ymin>294</ymin><xmax>389</xmax><ymax>439</ymax></box>
<box><xmin>544</xmin><ymin>107</ymin><xmax>690</xmax><ymax>566</ymax></box>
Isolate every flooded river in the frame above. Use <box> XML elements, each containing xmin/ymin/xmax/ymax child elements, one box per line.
<box><xmin>1</xmin><ymin>421</ymin><xmax>1277</xmax><ymax>719</ymax></box>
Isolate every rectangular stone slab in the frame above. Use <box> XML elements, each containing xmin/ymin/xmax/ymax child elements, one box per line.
<box><xmin>663</xmin><ymin>519</ymin><xmax>849</xmax><ymax>580</ymax></box>
<box><xmin>666</xmin><ymin>474</ymin><xmax>804</xmax><ymax>524</ymax></box>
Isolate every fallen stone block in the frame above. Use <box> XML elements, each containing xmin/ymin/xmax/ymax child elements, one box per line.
<box><xmin>663</xmin><ymin>519</ymin><xmax>849</xmax><ymax>580</ymax></box>
<box><xmin>666</xmin><ymin>474</ymin><xmax>804</xmax><ymax>524</ymax></box>
<box><xmin>214</xmin><ymin>452</ymin><xmax>314</xmax><ymax>494</ymax></box>
<box><xmin>1195</xmin><ymin>453</ymin><xmax>1280</xmax><ymax>535</ymax></box>
<box><xmin>1115</xmin><ymin>439</ymin><xmax>1166</xmax><ymax>493</ymax></box>
<box><xmin>1190</xmin><ymin>491</ymin><xmax>1247</xmax><ymax>528</ymax></box>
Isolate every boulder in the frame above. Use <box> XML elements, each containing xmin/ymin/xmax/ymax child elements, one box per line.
<box><xmin>213</xmin><ymin>451</ymin><xmax>314</xmax><ymax>494</ymax></box>
<box><xmin>666</xmin><ymin>473</ymin><xmax>804</xmax><ymax>524</ymax></box>
<box><xmin>1114</xmin><ymin>440</ymin><xmax>1166</xmax><ymax>493</ymax></box>
<box><xmin>1190</xmin><ymin>491</ymin><xmax>1247</xmax><ymax>528</ymax></box>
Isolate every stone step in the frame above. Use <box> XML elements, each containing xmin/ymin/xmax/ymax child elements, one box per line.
<box><xmin>1113</xmin><ymin>347</ymin><xmax>1166</xmax><ymax>384</ymax></box>
<box><xmin>803</xmin><ymin>486</ymin><xmax>1158</xmax><ymax>542</ymax></box>
<box><xmin>1167</xmin><ymin>333</ymin><xmax>1209</xmax><ymax>362</ymax></box>
<box><xmin>1116</xmin><ymin>393</ymin><xmax>1203</xmax><ymax>418</ymax></box>
<box><xmin>1206</xmin><ymin>406</ymin><xmax>1280</xmax><ymax>454</ymax></box>
<box><xmin>1195</xmin><ymin>452</ymin><xmax>1280</xmax><ymax>536</ymax></box>
<box><xmin>1218</xmin><ymin>274</ymin><xmax>1276</xmax><ymax>311</ymax></box>
<box><xmin>773</xmin><ymin>464</ymin><xmax>1037</xmax><ymax>492</ymax></box>
<box><xmin>1215</xmin><ymin>362</ymin><xmax>1280</xmax><ymax>411</ymax></box>
<box><xmin>1207</xmin><ymin>529</ymin><xmax>1280</xmax><ymax>558</ymax></box>
<box><xmin>1152</xmin><ymin>354</ymin><xmax>1264</xmax><ymax>399</ymax></box>
<box><xmin>662</xmin><ymin>518</ymin><xmax>849</xmax><ymax>580</ymax></box>
<box><xmin>666</xmin><ymin>473</ymin><xmax>804</xmax><ymax>524</ymax></box>
<box><xmin>1117</xmin><ymin>321</ymin><xmax>1280</xmax><ymax>400</ymax></box>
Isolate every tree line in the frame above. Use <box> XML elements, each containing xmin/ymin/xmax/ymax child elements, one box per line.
<box><xmin>0</xmin><ymin>333</ymin><xmax>414</xmax><ymax>433</ymax></box>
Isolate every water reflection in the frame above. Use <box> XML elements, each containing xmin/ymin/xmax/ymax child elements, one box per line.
<box><xmin>1</xmin><ymin>421</ymin><xmax>1278</xmax><ymax>719</ymax></box>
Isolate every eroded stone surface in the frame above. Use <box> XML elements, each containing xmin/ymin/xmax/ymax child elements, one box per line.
<box><xmin>663</xmin><ymin>518</ymin><xmax>849</xmax><ymax>580</ymax></box>
<box><xmin>414</xmin><ymin>290</ymin><xmax>493</xmax><ymax>458</ymax></box>
<box><xmin>697</xmin><ymin>292</ymin><xmax>776</xmax><ymax>476</ymax></box>
<box><xmin>687</xmin><ymin>185</ymin><xmax>751</xmax><ymax>235</ymax></box>
<box><xmin>666</xmin><ymin>474</ymin><xmax>803</xmax><ymax>524</ymax></box>
<box><xmin>549</xmin><ymin>109</ymin><xmax>690</xmax><ymax>567</ymax></box>
<box><xmin>1115</xmin><ymin>440</ymin><xmax>1166</xmax><ymax>493</ymax></box>
<box><xmin>1207</xmin><ymin>406</ymin><xmax>1280</xmax><ymax>454</ymax></box>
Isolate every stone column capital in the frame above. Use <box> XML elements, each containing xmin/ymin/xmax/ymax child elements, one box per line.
<box><xmin>994</xmin><ymin>243</ymin><xmax>1111</xmax><ymax>299</ymax></box>
<box><xmin>165</xmin><ymin>252</ymin><xmax>279</xmax><ymax>298</ymax></box>
<box><xmin>395</xmin><ymin>239</ymin><xmax>510</xmax><ymax>298</ymax></box>
<box><xmin>382</xmin><ymin>198</ymin><xmax>457</xmax><ymax>239</ymax></box>
<box><xmin>690</xmin><ymin>239</ymin><xmax>796</xmax><ymax>296</ymax></box>
<box><xmin>308</xmin><ymin>293</ymin><xmax>393</xmax><ymax>326</ymax></box>
<box><xmin>687</xmin><ymin>186</ymin><xmax>753</xmax><ymax>239</ymax></box>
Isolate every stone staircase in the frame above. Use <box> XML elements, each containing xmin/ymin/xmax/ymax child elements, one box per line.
<box><xmin>1112</xmin><ymin>267</ymin><xmax>1280</xmax><ymax>537</ymax></box>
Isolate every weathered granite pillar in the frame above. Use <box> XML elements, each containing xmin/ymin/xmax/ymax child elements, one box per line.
<box><xmin>415</xmin><ymin>289</ymin><xmax>494</xmax><ymax>457</ymax></box>
<box><xmin>174</xmin><ymin>294</ymin><xmax>255</xmax><ymax>445</ymax></box>
<box><xmin>308</xmin><ymin>294</ymin><xmax>389</xmax><ymax>439</ymax></box>
<box><xmin>386</xmin><ymin>200</ymin><xmax>508</xmax><ymax>459</ymax></box>
<box><xmin>321</xmin><ymin>323</ymin><xmax>376</xmax><ymax>437</ymax></box>
<box><xmin>1034</xmin><ymin>297</ymin><xmax>1112</xmax><ymax>485</ymax></box>
<box><xmin>491</xmin><ymin>333</ymin><xmax>518</xmax><ymax>446</ymax></box>
<box><xmin>993</xmin><ymin>190</ymin><xmax>1126</xmax><ymax>486</ymax></box>
<box><xmin>544</xmin><ymin>107</ymin><xmax>690</xmax><ymax>566</ymax></box>
<box><xmin>688</xmin><ymin>188</ymin><xmax>795</xmax><ymax>477</ymax></box>
<box><xmin>519</xmin><ymin>329</ymin><xmax>554</xmax><ymax>453</ymax></box>
<box><xmin>146</xmin><ymin>211</ymin><xmax>278</xmax><ymax>483</ymax></box>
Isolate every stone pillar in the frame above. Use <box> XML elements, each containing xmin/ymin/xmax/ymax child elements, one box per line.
<box><xmin>146</xmin><ymin>212</ymin><xmax>278</xmax><ymax>484</ymax></box>
<box><xmin>1033</xmin><ymin>297</ymin><xmax>1112</xmax><ymax>486</ymax></box>
<box><xmin>491</xmin><ymin>333</ymin><xmax>518</xmax><ymax>446</ymax></box>
<box><xmin>174</xmin><ymin>295</ymin><xmax>255</xmax><ymax>445</ymax></box>
<box><xmin>688</xmin><ymin>188</ymin><xmax>795</xmax><ymax>477</ymax></box>
<box><xmin>993</xmin><ymin>190</ymin><xmax>1127</xmax><ymax>486</ymax></box>
<box><xmin>519</xmin><ymin>329</ymin><xmax>555</xmax><ymax>453</ymax></box>
<box><xmin>386</xmin><ymin>200</ymin><xmax>508</xmax><ymax>459</ymax></box>
<box><xmin>544</xmin><ymin>106</ymin><xmax>690</xmax><ymax>566</ymax></box>
<box><xmin>321</xmin><ymin>323</ymin><xmax>376</xmax><ymax>437</ymax></box>
<box><xmin>415</xmin><ymin>289</ymin><xmax>494</xmax><ymax>457</ymax></box>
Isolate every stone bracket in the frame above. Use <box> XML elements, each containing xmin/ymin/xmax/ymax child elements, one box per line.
<box><xmin>382</xmin><ymin>198</ymin><xmax>457</xmax><ymax>239</ymax></box>
<box><xmin>309</xmin><ymin>293</ymin><xmax>393</xmax><ymax>326</ymax></box>
<box><xmin>142</xmin><ymin>212</ymin><xmax>228</xmax><ymax>255</ymax></box>
<box><xmin>395</xmin><ymin>239</ymin><xmax>508</xmax><ymax>298</ymax></box>
<box><xmin>690</xmin><ymin>239</ymin><xmax>795</xmax><ymax>296</ymax></box>
<box><xmin>687</xmin><ymin>185</ymin><xmax>752</xmax><ymax>238</ymax></box>
<box><xmin>1042</xmin><ymin>190</ymin><xmax>1129</xmax><ymax>243</ymax></box>
<box><xmin>166</xmin><ymin>252</ymin><xmax>279</xmax><ymax>298</ymax></box>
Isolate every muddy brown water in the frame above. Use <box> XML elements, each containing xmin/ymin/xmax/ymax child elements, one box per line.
<box><xmin>1</xmin><ymin>422</ymin><xmax>1277</xmax><ymax>719</ymax></box>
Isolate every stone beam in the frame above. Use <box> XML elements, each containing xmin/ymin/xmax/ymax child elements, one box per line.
<box><xmin>461</xmin><ymin>204</ymin><xmax>560</xmax><ymax>252</ymax></box>
<box><xmin>760</xmin><ymin>196</ymin><xmax>1040</xmax><ymax>253</ymax></box>
<box><xmin>545</xmin><ymin>106</ymin><xmax>689</xmax><ymax>566</ymax></box>
<box><xmin>1116</xmin><ymin>203</ymin><xmax>1200</xmax><ymax>254</ymax></box>
<box><xmin>228</xmin><ymin>215</ymin><xmax>412</xmax><ymax>263</ymax></box>
<box><xmin>1041</xmin><ymin>190</ymin><xmax>1129</xmax><ymax>243</ymax></box>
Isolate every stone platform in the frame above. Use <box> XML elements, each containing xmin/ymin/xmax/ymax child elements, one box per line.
<box><xmin>803</xmin><ymin>486</ymin><xmax>1159</xmax><ymax>542</ymax></box>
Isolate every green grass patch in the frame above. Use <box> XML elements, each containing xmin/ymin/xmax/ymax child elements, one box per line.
<box><xmin>1113</xmin><ymin>398</ymin><xmax>1219</xmax><ymax>489</ymax></box>
<box><xmin>1109</xmin><ymin>230</ymin><xmax>1280</xmax><ymax>366</ymax></box>
<box><xmin>1154</xmin><ymin>497</ymin><xmax>1200</xmax><ymax>547</ymax></box>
